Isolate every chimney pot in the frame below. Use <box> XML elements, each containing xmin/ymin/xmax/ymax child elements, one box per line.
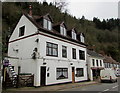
<box><xmin>29</xmin><ymin>5</ymin><xmax>32</xmax><ymax>16</ymax></box>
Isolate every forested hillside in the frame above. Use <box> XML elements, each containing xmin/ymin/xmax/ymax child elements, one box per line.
<box><xmin>2</xmin><ymin>2</ymin><xmax>120</xmax><ymax>62</ymax></box>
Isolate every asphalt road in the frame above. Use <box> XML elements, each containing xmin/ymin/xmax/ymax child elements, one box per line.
<box><xmin>60</xmin><ymin>81</ymin><xmax>119</xmax><ymax>92</ymax></box>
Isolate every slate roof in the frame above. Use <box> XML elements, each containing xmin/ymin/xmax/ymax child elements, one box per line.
<box><xmin>23</xmin><ymin>13</ymin><xmax>87</xmax><ymax>46</ymax></box>
<box><xmin>103</xmin><ymin>55</ymin><xmax>119</xmax><ymax>64</ymax></box>
<box><xmin>53</xmin><ymin>21</ymin><xmax>67</xmax><ymax>29</ymax></box>
<box><xmin>87</xmin><ymin>49</ymin><xmax>103</xmax><ymax>58</ymax></box>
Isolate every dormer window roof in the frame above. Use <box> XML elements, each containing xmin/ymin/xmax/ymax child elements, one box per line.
<box><xmin>53</xmin><ymin>21</ymin><xmax>67</xmax><ymax>36</ymax></box>
<box><xmin>67</xmin><ymin>28</ymin><xmax>77</xmax><ymax>40</ymax></box>
<box><xmin>60</xmin><ymin>22</ymin><xmax>67</xmax><ymax>36</ymax></box>
<box><xmin>34</xmin><ymin>13</ymin><xmax>53</xmax><ymax>31</ymax></box>
<box><xmin>43</xmin><ymin>14</ymin><xmax>53</xmax><ymax>30</ymax></box>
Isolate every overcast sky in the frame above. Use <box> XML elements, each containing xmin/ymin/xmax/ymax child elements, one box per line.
<box><xmin>38</xmin><ymin>0</ymin><xmax>119</xmax><ymax>20</ymax></box>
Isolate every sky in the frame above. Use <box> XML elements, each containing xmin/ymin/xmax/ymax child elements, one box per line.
<box><xmin>38</xmin><ymin>0</ymin><xmax>119</xmax><ymax>20</ymax></box>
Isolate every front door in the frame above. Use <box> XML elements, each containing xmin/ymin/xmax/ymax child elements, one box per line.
<box><xmin>72</xmin><ymin>67</ymin><xmax>75</xmax><ymax>83</ymax></box>
<box><xmin>40</xmin><ymin>67</ymin><xmax>46</xmax><ymax>86</ymax></box>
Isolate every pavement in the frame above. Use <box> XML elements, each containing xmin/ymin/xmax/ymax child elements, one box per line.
<box><xmin>3</xmin><ymin>81</ymin><xmax>98</xmax><ymax>92</ymax></box>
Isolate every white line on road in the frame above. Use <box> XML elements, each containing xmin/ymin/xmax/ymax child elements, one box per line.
<box><xmin>103</xmin><ymin>89</ymin><xmax>109</xmax><ymax>91</ymax></box>
<box><xmin>112</xmin><ymin>85</ymin><xmax>118</xmax><ymax>89</ymax></box>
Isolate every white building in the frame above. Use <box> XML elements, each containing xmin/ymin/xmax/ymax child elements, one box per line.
<box><xmin>7</xmin><ymin>10</ymin><xmax>88</xmax><ymax>86</ymax></box>
<box><xmin>103</xmin><ymin>55</ymin><xmax>120</xmax><ymax>76</ymax></box>
<box><xmin>87</xmin><ymin>49</ymin><xmax>104</xmax><ymax>81</ymax></box>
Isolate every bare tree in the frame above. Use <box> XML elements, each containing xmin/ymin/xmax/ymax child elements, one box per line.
<box><xmin>54</xmin><ymin>0</ymin><xmax>68</xmax><ymax>12</ymax></box>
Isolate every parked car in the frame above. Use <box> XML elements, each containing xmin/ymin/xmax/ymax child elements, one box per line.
<box><xmin>100</xmin><ymin>69</ymin><xmax>117</xmax><ymax>83</ymax></box>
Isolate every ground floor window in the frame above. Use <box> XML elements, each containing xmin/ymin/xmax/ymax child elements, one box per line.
<box><xmin>56</xmin><ymin>68</ymin><xmax>68</xmax><ymax>80</ymax></box>
<box><xmin>76</xmin><ymin>68</ymin><xmax>84</xmax><ymax>77</ymax></box>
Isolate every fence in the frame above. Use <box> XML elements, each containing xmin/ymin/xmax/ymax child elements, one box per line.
<box><xmin>18</xmin><ymin>74</ymin><xmax>34</xmax><ymax>87</ymax></box>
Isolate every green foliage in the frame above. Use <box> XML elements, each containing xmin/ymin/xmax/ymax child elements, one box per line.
<box><xmin>2</xmin><ymin>2</ymin><xmax>120</xmax><ymax>62</ymax></box>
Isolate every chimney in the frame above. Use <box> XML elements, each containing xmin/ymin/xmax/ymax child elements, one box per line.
<box><xmin>29</xmin><ymin>5</ymin><xmax>32</xmax><ymax>16</ymax></box>
<box><xmin>87</xmin><ymin>45</ymin><xmax>95</xmax><ymax>51</ymax></box>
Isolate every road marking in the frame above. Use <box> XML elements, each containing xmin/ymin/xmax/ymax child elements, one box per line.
<box><xmin>112</xmin><ymin>85</ymin><xmax>118</xmax><ymax>89</ymax></box>
<box><xmin>103</xmin><ymin>89</ymin><xmax>109</xmax><ymax>91</ymax></box>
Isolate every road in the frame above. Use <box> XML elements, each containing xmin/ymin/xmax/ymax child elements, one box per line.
<box><xmin>60</xmin><ymin>82</ymin><xmax>119</xmax><ymax>92</ymax></box>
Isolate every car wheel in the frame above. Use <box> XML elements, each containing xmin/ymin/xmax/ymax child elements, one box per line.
<box><xmin>111</xmin><ymin>79</ymin><xmax>114</xmax><ymax>83</ymax></box>
<box><xmin>101</xmin><ymin>80</ymin><xmax>104</xmax><ymax>83</ymax></box>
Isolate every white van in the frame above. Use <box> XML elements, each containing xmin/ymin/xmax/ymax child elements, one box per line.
<box><xmin>100</xmin><ymin>69</ymin><xmax>117</xmax><ymax>83</ymax></box>
<box><xmin>115</xmin><ymin>69</ymin><xmax>120</xmax><ymax>77</ymax></box>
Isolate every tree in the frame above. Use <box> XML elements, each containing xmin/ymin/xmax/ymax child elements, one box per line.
<box><xmin>53</xmin><ymin>0</ymin><xmax>68</xmax><ymax>12</ymax></box>
<box><xmin>2</xmin><ymin>2</ymin><xmax>120</xmax><ymax>62</ymax></box>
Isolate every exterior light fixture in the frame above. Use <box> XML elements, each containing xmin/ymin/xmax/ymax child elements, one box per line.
<box><xmin>70</xmin><ymin>63</ymin><xmax>73</xmax><ymax>65</ymax></box>
<box><xmin>43</xmin><ymin>62</ymin><xmax>46</xmax><ymax>65</ymax></box>
<box><xmin>35</xmin><ymin>39</ymin><xmax>39</xmax><ymax>43</ymax></box>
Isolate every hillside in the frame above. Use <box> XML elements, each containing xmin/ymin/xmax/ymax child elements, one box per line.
<box><xmin>2</xmin><ymin>2</ymin><xmax>120</xmax><ymax>62</ymax></box>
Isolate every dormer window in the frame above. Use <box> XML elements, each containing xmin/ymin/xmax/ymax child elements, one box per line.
<box><xmin>43</xmin><ymin>18</ymin><xmax>52</xmax><ymax>30</ymax></box>
<box><xmin>72</xmin><ymin>30</ymin><xmax>76</xmax><ymax>40</ymax></box>
<box><xmin>60</xmin><ymin>26</ymin><xmax>66</xmax><ymax>36</ymax></box>
<box><xmin>80</xmin><ymin>33</ymin><xmax>84</xmax><ymax>43</ymax></box>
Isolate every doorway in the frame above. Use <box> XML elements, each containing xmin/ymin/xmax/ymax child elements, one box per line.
<box><xmin>40</xmin><ymin>66</ymin><xmax>46</xmax><ymax>86</ymax></box>
<box><xmin>72</xmin><ymin>67</ymin><xmax>75</xmax><ymax>83</ymax></box>
<box><xmin>92</xmin><ymin>69</ymin><xmax>100</xmax><ymax>81</ymax></box>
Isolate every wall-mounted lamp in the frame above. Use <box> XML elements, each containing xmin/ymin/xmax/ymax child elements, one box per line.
<box><xmin>70</xmin><ymin>63</ymin><xmax>73</xmax><ymax>65</ymax></box>
<box><xmin>47</xmin><ymin>67</ymin><xmax>49</xmax><ymax>71</ymax></box>
<box><xmin>35</xmin><ymin>38</ymin><xmax>39</xmax><ymax>43</ymax></box>
<box><xmin>43</xmin><ymin>62</ymin><xmax>46</xmax><ymax>65</ymax></box>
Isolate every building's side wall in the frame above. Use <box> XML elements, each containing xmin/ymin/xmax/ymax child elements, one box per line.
<box><xmin>87</xmin><ymin>56</ymin><xmax>93</xmax><ymax>80</ymax></box>
<box><xmin>8</xmin><ymin>35</ymin><xmax>39</xmax><ymax>86</ymax></box>
<box><xmin>8</xmin><ymin>15</ymin><xmax>39</xmax><ymax>86</ymax></box>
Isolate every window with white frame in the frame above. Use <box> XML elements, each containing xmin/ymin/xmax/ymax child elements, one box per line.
<box><xmin>60</xmin><ymin>26</ymin><xmax>66</xmax><ymax>36</ymax></box>
<box><xmin>62</xmin><ymin>46</ymin><xmax>67</xmax><ymax>58</ymax></box>
<box><xmin>80</xmin><ymin>34</ymin><xmax>84</xmax><ymax>43</ymax></box>
<box><xmin>110</xmin><ymin>64</ymin><xmax>113</xmax><ymax>68</ymax></box>
<box><xmin>92</xmin><ymin>59</ymin><xmax>95</xmax><ymax>66</ymax></box>
<box><xmin>56</xmin><ymin>68</ymin><xmax>68</xmax><ymax>80</ymax></box>
<box><xmin>19</xmin><ymin>26</ymin><xmax>25</xmax><ymax>37</ymax></box>
<box><xmin>76</xmin><ymin>68</ymin><xmax>84</xmax><ymax>77</ymax></box>
<box><xmin>79</xmin><ymin>50</ymin><xmax>85</xmax><ymax>60</ymax></box>
<box><xmin>43</xmin><ymin>19</ymin><xmax>52</xmax><ymax>30</ymax></box>
<box><xmin>48</xmin><ymin>21</ymin><xmax>52</xmax><ymax>30</ymax></box>
<box><xmin>100</xmin><ymin>60</ymin><xmax>102</xmax><ymax>66</ymax></box>
<box><xmin>108</xmin><ymin>63</ymin><xmax>109</xmax><ymax>68</ymax></box>
<box><xmin>72</xmin><ymin>48</ymin><xmax>76</xmax><ymax>59</ymax></box>
<box><xmin>72</xmin><ymin>31</ymin><xmax>76</xmax><ymax>40</ymax></box>
<box><xmin>107</xmin><ymin>63</ymin><xmax>109</xmax><ymax>68</ymax></box>
<box><xmin>109</xmin><ymin>63</ymin><xmax>111</xmax><ymax>68</ymax></box>
<box><xmin>104</xmin><ymin>63</ymin><xmax>106</xmax><ymax>68</ymax></box>
<box><xmin>46</xmin><ymin>42</ymin><xmax>58</xmax><ymax>57</ymax></box>
<box><xmin>96</xmin><ymin>60</ymin><xmax>99</xmax><ymax>66</ymax></box>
